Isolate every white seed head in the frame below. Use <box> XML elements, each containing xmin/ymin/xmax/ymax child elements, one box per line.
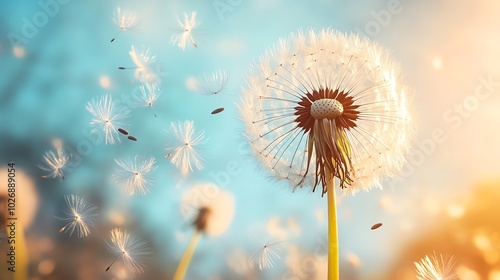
<box><xmin>310</xmin><ymin>98</ymin><xmax>343</xmax><ymax>119</ymax></box>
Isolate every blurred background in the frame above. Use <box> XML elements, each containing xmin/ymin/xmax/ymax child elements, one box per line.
<box><xmin>1</xmin><ymin>0</ymin><xmax>500</xmax><ymax>279</ymax></box>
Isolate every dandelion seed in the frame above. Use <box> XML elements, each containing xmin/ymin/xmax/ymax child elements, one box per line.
<box><xmin>170</xmin><ymin>12</ymin><xmax>199</xmax><ymax>50</ymax></box>
<box><xmin>127</xmin><ymin>136</ymin><xmax>137</xmax><ymax>141</ymax></box>
<box><xmin>195</xmin><ymin>70</ymin><xmax>228</xmax><ymax>95</ymax></box>
<box><xmin>165</xmin><ymin>120</ymin><xmax>207</xmax><ymax>175</ymax></box>
<box><xmin>113</xmin><ymin>155</ymin><xmax>157</xmax><ymax>195</ymax></box>
<box><xmin>86</xmin><ymin>94</ymin><xmax>130</xmax><ymax>145</ymax></box>
<box><xmin>37</xmin><ymin>139</ymin><xmax>69</xmax><ymax>180</ymax></box>
<box><xmin>415</xmin><ymin>252</ymin><xmax>457</xmax><ymax>280</ymax></box>
<box><xmin>58</xmin><ymin>195</ymin><xmax>98</xmax><ymax>238</ymax></box>
<box><xmin>133</xmin><ymin>83</ymin><xmax>161</xmax><ymax>117</ymax></box>
<box><xmin>111</xmin><ymin>7</ymin><xmax>140</xmax><ymax>42</ymax></box>
<box><xmin>239</xmin><ymin>29</ymin><xmax>413</xmax><ymax>279</ymax></box>
<box><xmin>370</xmin><ymin>223</ymin><xmax>383</xmax><ymax>230</ymax></box>
<box><xmin>123</xmin><ymin>46</ymin><xmax>159</xmax><ymax>83</ymax></box>
<box><xmin>118</xmin><ymin>128</ymin><xmax>129</xmax><ymax>135</ymax></box>
<box><xmin>211</xmin><ymin>108</ymin><xmax>224</xmax><ymax>115</ymax></box>
<box><xmin>105</xmin><ymin>228</ymin><xmax>149</xmax><ymax>273</ymax></box>
<box><xmin>251</xmin><ymin>236</ymin><xmax>283</xmax><ymax>270</ymax></box>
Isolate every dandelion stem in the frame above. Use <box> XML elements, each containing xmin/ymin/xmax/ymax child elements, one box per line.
<box><xmin>327</xmin><ymin>172</ymin><xmax>339</xmax><ymax>280</ymax></box>
<box><xmin>173</xmin><ymin>230</ymin><xmax>201</xmax><ymax>280</ymax></box>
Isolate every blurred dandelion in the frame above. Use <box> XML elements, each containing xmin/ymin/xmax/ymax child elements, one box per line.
<box><xmin>415</xmin><ymin>252</ymin><xmax>457</xmax><ymax>280</ymax></box>
<box><xmin>250</xmin><ymin>236</ymin><xmax>283</xmax><ymax>270</ymax></box>
<box><xmin>133</xmin><ymin>83</ymin><xmax>161</xmax><ymax>117</ymax></box>
<box><xmin>239</xmin><ymin>29</ymin><xmax>412</xmax><ymax>279</ymax></box>
<box><xmin>105</xmin><ymin>228</ymin><xmax>149</xmax><ymax>273</ymax></box>
<box><xmin>170</xmin><ymin>12</ymin><xmax>199</xmax><ymax>50</ymax></box>
<box><xmin>38</xmin><ymin>139</ymin><xmax>69</xmax><ymax>180</ymax></box>
<box><xmin>120</xmin><ymin>46</ymin><xmax>159</xmax><ymax>84</ymax></box>
<box><xmin>111</xmin><ymin>7</ymin><xmax>140</xmax><ymax>42</ymax></box>
<box><xmin>86</xmin><ymin>94</ymin><xmax>130</xmax><ymax>145</ymax></box>
<box><xmin>165</xmin><ymin>120</ymin><xmax>207</xmax><ymax>175</ymax></box>
<box><xmin>195</xmin><ymin>69</ymin><xmax>228</xmax><ymax>95</ymax></box>
<box><xmin>58</xmin><ymin>195</ymin><xmax>98</xmax><ymax>238</ymax></box>
<box><xmin>174</xmin><ymin>184</ymin><xmax>235</xmax><ymax>280</ymax></box>
<box><xmin>113</xmin><ymin>155</ymin><xmax>157</xmax><ymax>195</ymax></box>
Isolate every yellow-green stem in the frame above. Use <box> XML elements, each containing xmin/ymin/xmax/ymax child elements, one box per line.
<box><xmin>173</xmin><ymin>230</ymin><xmax>201</xmax><ymax>280</ymax></box>
<box><xmin>327</xmin><ymin>174</ymin><xmax>339</xmax><ymax>279</ymax></box>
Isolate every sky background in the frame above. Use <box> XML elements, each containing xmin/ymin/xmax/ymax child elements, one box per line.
<box><xmin>1</xmin><ymin>0</ymin><xmax>500</xmax><ymax>279</ymax></box>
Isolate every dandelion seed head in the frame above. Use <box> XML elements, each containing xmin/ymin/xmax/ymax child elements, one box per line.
<box><xmin>415</xmin><ymin>252</ymin><xmax>457</xmax><ymax>280</ymax></box>
<box><xmin>58</xmin><ymin>195</ymin><xmax>98</xmax><ymax>238</ymax></box>
<box><xmin>106</xmin><ymin>228</ymin><xmax>149</xmax><ymax>274</ymax></box>
<box><xmin>133</xmin><ymin>83</ymin><xmax>161</xmax><ymax>116</ymax></box>
<box><xmin>181</xmin><ymin>184</ymin><xmax>234</xmax><ymax>236</ymax></box>
<box><xmin>113</xmin><ymin>156</ymin><xmax>157</xmax><ymax>196</ymax></box>
<box><xmin>170</xmin><ymin>12</ymin><xmax>199</xmax><ymax>50</ymax></box>
<box><xmin>239</xmin><ymin>29</ymin><xmax>413</xmax><ymax>195</ymax></box>
<box><xmin>86</xmin><ymin>94</ymin><xmax>130</xmax><ymax>145</ymax></box>
<box><xmin>165</xmin><ymin>120</ymin><xmax>207</xmax><ymax>175</ymax></box>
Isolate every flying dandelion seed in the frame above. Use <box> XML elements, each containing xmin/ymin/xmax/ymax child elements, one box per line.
<box><xmin>86</xmin><ymin>94</ymin><xmax>130</xmax><ymax>145</ymax></box>
<box><xmin>110</xmin><ymin>7</ymin><xmax>140</xmax><ymax>42</ymax></box>
<box><xmin>113</xmin><ymin>156</ymin><xmax>157</xmax><ymax>195</ymax></box>
<box><xmin>415</xmin><ymin>252</ymin><xmax>457</xmax><ymax>280</ymax></box>
<box><xmin>239</xmin><ymin>29</ymin><xmax>413</xmax><ymax>279</ymax></box>
<box><xmin>251</xmin><ymin>236</ymin><xmax>283</xmax><ymax>270</ymax></box>
<box><xmin>195</xmin><ymin>69</ymin><xmax>228</xmax><ymax>95</ymax></box>
<box><xmin>105</xmin><ymin>228</ymin><xmax>149</xmax><ymax>274</ymax></box>
<box><xmin>170</xmin><ymin>11</ymin><xmax>199</xmax><ymax>50</ymax></box>
<box><xmin>133</xmin><ymin>83</ymin><xmax>161</xmax><ymax>117</ymax></box>
<box><xmin>121</xmin><ymin>46</ymin><xmax>159</xmax><ymax>83</ymax></box>
<box><xmin>118</xmin><ymin>128</ymin><xmax>129</xmax><ymax>135</ymax></box>
<box><xmin>165</xmin><ymin>120</ymin><xmax>207</xmax><ymax>175</ymax></box>
<box><xmin>127</xmin><ymin>136</ymin><xmax>138</xmax><ymax>141</ymax></box>
<box><xmin>37</xmin><ymin>139</ymin><xmax>69</xmax><ymax>180</ymax></box>
<box><xmin>58</xmin><ymin>195</ymin><xmax>98</xmax><ymax>238</ymax></box>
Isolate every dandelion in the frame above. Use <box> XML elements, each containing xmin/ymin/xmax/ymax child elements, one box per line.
<box><xmin>58</xmin><ymin>195</ymin><xmax>98</xmax><ymax>238</ymax></box>
<box><xmin>113</xmin><ymin>156</ymin><xmax>157</xmax><ymax>195</ymax></box>
<box><xmin>133</xmin><ymin>83</ymin><xmax>161</xmax><ymax>117</ymax></box>
<box><xmin>105</xmin><ymin>228</ymin><xmax>149</xmax><ymax>273</ymax></box>
<box><xmin>119</xmin><ymin>46</ymin><xmax>159</xmax><ymax>84</ymax></box>
<box><xmin>195</xmin><ymin>69</ymin><xmax>228</xmax><ymax>95</ymax></box>
<box><xmin>38</xmin><ymin>139</ymin><xmax>69</xmax><ymax>180</ymax></box>
<box><xmin>111</xmin><ymin>7</ymin><xmax>140</xmax><ymax>42</ymax></box>
<box><xmin>251</xmin><ymin>236</ymin><xmax>282</xmax><ymax>270</ymax></box>
<box><xmin>174</xmin><ymin>184</ymin><xmax>235</xmax><ymax>280</ymax></box>
<box><xmin>239</xmin><ymin>29</ymin><xmax>412</xmax><ymax>279</ymax></box>
<box><xmin>86</xmin><ymin>94</ymin><xmax>130</xmax><ymax>145</ymax></box>
<box><xmin>170</xmin><ymin>12</ymin><xmax>199</xmax><ymax>50</ymax></box>
<box><xmin>415</xmin><ymin>252</ymin><xmax>457</xmax><ymax>280</ymax></box>
<box><xmin>165</xmin><ymin>120</ymin><xmax>207</xmax><ymax>175</ymax></box>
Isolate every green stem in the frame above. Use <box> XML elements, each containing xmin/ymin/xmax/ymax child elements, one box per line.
<box><xmin>327</xmin><ymin>174</ymin><xmax>339</xmax><ymax>279</ymax></box>
<box><xmin>173</xmin><ymin>230</ymin><xmax>201</xmax><ymax>280</ymax></box>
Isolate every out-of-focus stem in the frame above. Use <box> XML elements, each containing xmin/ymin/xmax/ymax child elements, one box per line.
<box><xmin>173</xmin><ymin>230</ymin><xmax>201</xmax><ymax>280</ymax></box>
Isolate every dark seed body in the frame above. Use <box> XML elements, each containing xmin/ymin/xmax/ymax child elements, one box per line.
<box><xmin>127</xmin><ymin>136</ymin><xmax>137</xmax><ymax>141</ymax></box>
<box><xmin>118</xmin><ymin>128</ymin><xmax>129</xmax><ymax>135</ymax></box>
<box><xmin>211</xmin><ymin>108</ymin><xmax>224</xmax><ymax>114</ymax></box>
<box><xmin>371</xmin><ymin>223</ymin><xmax>383</xmax><ymax>230</ymax></box>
